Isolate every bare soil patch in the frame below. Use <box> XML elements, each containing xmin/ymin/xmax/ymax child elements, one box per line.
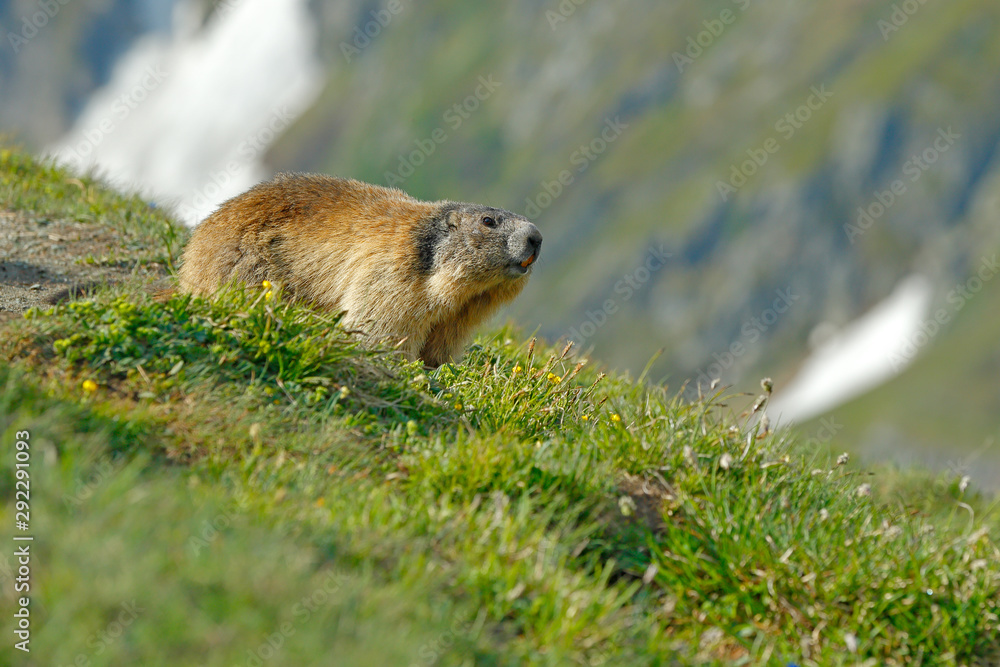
<box><xmin>0</xmin><ymin>209</ymin><xmax>167</xmax><ymax>319</ymax></box>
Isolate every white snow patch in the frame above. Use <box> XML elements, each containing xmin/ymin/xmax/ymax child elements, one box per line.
<box><xmin>768</xmin><ymin>274</ymin><xmax>934</xmax><ymax>424</ymax></box>
<box><xmin>47</xmin><ymin>0</ymin><xmax>324</xmax><ymax>225</ymax></box>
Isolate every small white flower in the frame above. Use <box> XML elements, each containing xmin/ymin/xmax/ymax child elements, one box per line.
<box><xmin>837</xmin><ymin>452</ymin><xmax>849</xmax><ymax>466</ymax></box>
<box><xmin>856</xmin><ymin>483</ymin><xmax>872</xmax><ymax>498</ymax></box>
<box><xmin>959</xmin><ymin>476</ymin><xmax>970</xmax><ymax>493</ymax></box>
<box><xmin>683</xmin><ymin>445</ymin><xmax>696</xmax><ymax>467</ymax></box>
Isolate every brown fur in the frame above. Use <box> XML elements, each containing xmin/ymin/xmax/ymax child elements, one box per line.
<box><xmin>178</xmin><ymin>173</ymin><xmax>542</xmax><ymax>367</ymax></box>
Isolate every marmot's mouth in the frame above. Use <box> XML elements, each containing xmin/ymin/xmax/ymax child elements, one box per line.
<box><xmin>520</xmin><ymin>254</ymin><xmax>536</xmax><ymax>268</ymax></box>
<box><xmin>507</xmin><ymin>261</ymin><xmax>531</xmax><ymax>276</ymax></box>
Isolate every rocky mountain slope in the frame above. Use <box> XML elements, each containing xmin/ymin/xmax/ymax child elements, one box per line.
<box><xmin>274</xmin><ymin>0</ymin><xmax>1000</xmax><ymax>390</ymax></box>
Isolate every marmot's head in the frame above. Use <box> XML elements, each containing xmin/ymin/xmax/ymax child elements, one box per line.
<box><xmin>418</xmin><ymin>203</ymin><xmax>542</xmax><ymax>286</ymax></box>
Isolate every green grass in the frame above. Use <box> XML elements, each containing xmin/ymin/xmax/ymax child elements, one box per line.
<box><xmin>1</xmin><ymin>149</ymin><xmax>999</xmax><ymax>666</ymax></box>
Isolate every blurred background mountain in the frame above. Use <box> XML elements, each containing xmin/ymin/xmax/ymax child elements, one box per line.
<box><xmin>2</xmin><ymin>0</ymin><xmax>998</xmax><ymax>487</ymax></box>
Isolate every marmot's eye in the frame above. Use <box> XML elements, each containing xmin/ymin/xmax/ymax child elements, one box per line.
<box><xmin>481</xmin><ymin>216</ymin><xmax>496</xmax><ymax>228</ymax></box>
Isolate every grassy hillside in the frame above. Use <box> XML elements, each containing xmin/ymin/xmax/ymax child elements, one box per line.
<box><xmin>1</xmin><ymin>150</ymin><xmax>999</xmax><ymax>666</ymax></box>
<box><xmin>6</xmin><ymin>0</ymin><xmax>1000</xmax><ymax>487</ymax></box>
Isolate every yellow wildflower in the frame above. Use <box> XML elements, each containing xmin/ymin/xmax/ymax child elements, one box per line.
<box><xmin>513</xmin><ymin>365</ymin><xmax>522</xmax><ymax>374</ymax></box>
<box><xmin>264</xmin><ymin>290</ymin><xmax>274</xmax><ymax>301</ymax></box>
<box><xmin>262</xmin><ymin>280</ymin><xmax>272</xmax><ymax>289</ymax></box>
<box><xmin>611</xmin><ymin>413</ymin><xmax>622</xmax><ymax>423</ymax></box>
<box><xmin>82</xmin><ymin>379</ymin><xmax>98</xmax><ymax>393</ymax></box>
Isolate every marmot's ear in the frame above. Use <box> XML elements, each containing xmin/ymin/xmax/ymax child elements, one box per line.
<box><xmin>431</xmin><ymin>203</ymin><xmax>463</xmax><ymax>231</ymax></box>
<box><xmin>442</xmin><ymin>206</ymin><xmax>461</xmax><ymax>231</ymax></box>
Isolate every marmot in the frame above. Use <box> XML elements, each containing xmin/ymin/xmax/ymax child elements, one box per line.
<box><xmin>178</xmin><ymin>173</ymin><xmax>542</xmax><ymax>367</ymax></box>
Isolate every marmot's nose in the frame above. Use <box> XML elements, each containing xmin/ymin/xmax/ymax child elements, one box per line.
<box><xmin>526</xmin><ymin>225</ymin><xmax>542</xmax><ymax>256</ymax></box>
